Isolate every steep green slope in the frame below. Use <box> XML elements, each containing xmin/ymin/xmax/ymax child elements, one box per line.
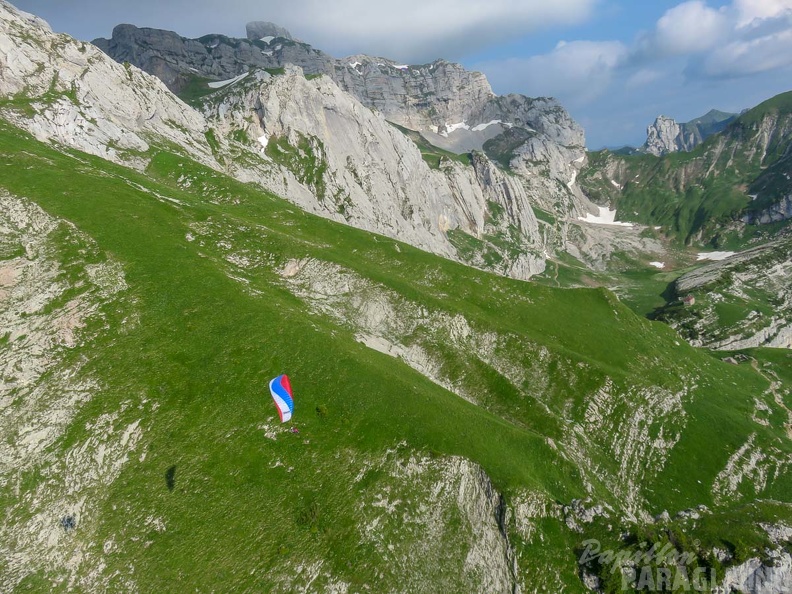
<box><xmin>581</xmin><ymin>91</ymin><xmax>792</xmax><ymax>246</ymax></box>
<box><xmin>1</xmin><ymin>119</ymin><xmax>791</xmax><ymax>592</ymax></box>
<box><xmin>653</xmin><ymin>239</ymin><xmax>792</xmax><ymax>350</ymax></box>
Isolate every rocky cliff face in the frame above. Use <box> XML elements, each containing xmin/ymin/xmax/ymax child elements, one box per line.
<box><xmin>714</xmin><ymin>524</ymin><xmax>792</xmax><ymax>594</ymax></box>
<box><xmin>658</xmin><ymin>239</ymin><xmax>792</xmax><ymax>350</ymax></box>
<box><xmin>203</xmin><ymin>66</ymin><xmax>545</xmax><ymax>277</ymax></box>
<box><xmin>0</xmin><ymin>5</ymin><xmax>213</xmax><ymax>169</ymax></box>
<box><xmin>1</xmin><ymin>2</ymin><xmax>548</xmax><ymax>278</ymax></box>
<box><xmin>746</xmin><ymin>195</ymin><xmax>792</xmax><ymax>224</ymax></box>
<box><xmin>92</xmin><ymin>24</ymin><xmax>335</xmax><ymax>93</ymax></box>
<box><xmin>93</xmin><ymin>23</ymin><xmax>582</xmax><ymax>153</ymax></box>
<box><xmin>642</xmin><ymin>110</ymin><xmax>738</xmax><ymax>156</ymax></box>
<box><xmin>89</xmin><ymin>17</ymin><xmax>612</xmax><ymax>275</ymax></box>
<box><xmin>245</xmin><ymin>21</ymin><xmax>293</xmax><ymax>41</ymax></box>
<box><xmin>643</xmin><ymin>115</ymin><xmax>698</xmax><ymax>156</ymax></box>
<box><xmin>333</xmin><ymin>55</ymin><xmax>495</xmax><ymax>133</ymax></box>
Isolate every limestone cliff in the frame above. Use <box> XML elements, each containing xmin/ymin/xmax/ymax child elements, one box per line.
<box><xmin>1</xmin><ymin>3</ymin><xmax>546</xmax><ymax>278</ymax></box>
<box><xmin>203</xmin><ymin>66</ymin><xmax>545</xmax><ymax>277</ymax></box>
<box><xmin>642</xmin><ymin>109</ymin><xmax>738</xmax><ymax>156</ymax></box>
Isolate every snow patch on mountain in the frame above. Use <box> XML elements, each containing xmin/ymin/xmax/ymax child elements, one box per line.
<box><xmin>579</xmin><ymin>207</ymin><xmax>634</xmax><ymax>227</ymax></box>
<box><xmin>208</xmin><ymin>72</ymin><xmax>249</xmax><ymax>88</ymax></box>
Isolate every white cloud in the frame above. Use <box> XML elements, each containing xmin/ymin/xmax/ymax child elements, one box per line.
<box><xmin>700</xmin><ymin>23</ymin><xmax>792</xmax><ymax>77</ymax></box>
<box><xmin>14</xmin><ymin>0</ymin><xmax>598</xmax><ymax>63</ymax></box>
<box><xmin>475</xmin><ymin>40</ymin><xmax>627</xmax><ymax>105</ymax></box>
<box><xmin>734</xmin><ymin>0</ymin><xmax>792</xmax><ymax>25</ymax></box>
<box><xmin>479</xmin><ymin>0</ymin><xmax>792</xmax><ymax>107</ymax></box>
<box><xmin>257</xmin><ymin>0</ymin><xmax>598</xmax><ymax>62</ymax></box>
<box><xmin>651</xmin><ymin>1</ymin><xmax>730</xmax><ymax>55</ymax></box>
<box><xmin>473</xmin><ymin>0</ymin><xmax>792</xmax><ymax>148</ymax></box>
<box><xmin>625</xmin><ymin>69</ymin><xmax>663</xmax><ymax>89</ymax></box>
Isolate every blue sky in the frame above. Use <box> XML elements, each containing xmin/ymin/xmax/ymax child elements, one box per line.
<box><xmin>12</xmin><ymin>0</ymin><xmax>792</xmax><ymax>148</ymax></box>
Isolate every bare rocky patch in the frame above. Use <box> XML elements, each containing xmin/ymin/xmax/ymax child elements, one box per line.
<box><xmin>0</xmin><ymin>193</ymin><xmax>143</xmax><ymax>591</ymax></box>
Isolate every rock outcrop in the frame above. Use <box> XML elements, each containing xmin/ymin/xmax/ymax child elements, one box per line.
<box><xmin>245</xmin><ymin>21</ymin><xmax>293</xmax><ymax>42</ymax></box>
<box><xmin>642</xmin><ymin>110</ymin><xmax>738</xmax><ymax>156</ymax></box>
<box><xmin>714</xmin><ymin>550</ymin><xmax>792</xmax><ymax>594</ymax></box>
<box><xmin>93</xmin><ymin>24</ymin><xmax>335</xmax><ymax>93</ymax></box>
<box><xmin>333</xmin><ymin>56</ymin><xmax>495</xmax><ymax>134</ymax></box>
<box><xmin>660</xmin><ymin>240</ymin><xmax>792</xmax><ymax>350</ymax></box>
<box><xmin>204</xmin><ymin>66</ymin><xmax>545</xmax><ymax>277</ymax></box>
<box><xmin>643</xmin><ymin>116</ymin><xmax>695</xmax><ymax>156</ymax></box>
<box><xmin>746</xmin><ymin>195</ymin><xmax>792</xmax><ymax>224</ymax></box>
<box><xmin>0</xmin><ymin>4</ymin><xmax>213</xmax><ymax>168</ymax></box>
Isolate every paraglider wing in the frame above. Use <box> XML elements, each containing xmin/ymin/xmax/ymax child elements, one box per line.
<box><xmin>269</xmin><ymin>374</ymin><xmax>294</xmax><ymax>423</ymax></box>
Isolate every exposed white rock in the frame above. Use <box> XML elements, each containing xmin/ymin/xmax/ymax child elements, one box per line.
<box><xmin>207</xmin><ymin>72</ymin><xmax>249</xmax><ymax>88</ymax></box>
<box><xmin>207</xmin><ymin>65</ymin><xmax>545</xmax><ymax>278</ymax></box>
<box><xmin>0</xmin><ymin>2</ymin><xmax>214</xmax><ymax>169</ymax></box>
<box><xmin>644</xmin><ymin>116</ymin><xmax>686</xmax><ymax>156</ymax></box>
<box><xmin>672</xmin><ymin>241</ymin><xmax>792</xmax><ymax>350</ymax></box>
<box><xmin>0</xmin><ymin>193</ymin><xmax>143</xmax><ymax>592</ymax></box>
<box><xmin>712</xmin><ymin>434</ymin><xmax>792</xmax><ymax>504</ymax></box>
<box><xmin>697</xmin><ymin>251</ymin><xmax>737</xmax><ymax>261</ymax></box>
<box><xmin>714</xmin><ymin>549</ymin><xmax>792</xmax><ymax>594</ymax></box>
<box><xmin>359</xmin><ymin>454</ymin><xmax>520</xmax><ymax>593</ymax></box>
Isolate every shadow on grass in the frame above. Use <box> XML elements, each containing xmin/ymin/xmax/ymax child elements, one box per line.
<box><xmin>166</xmin><ymin>465</ymin><xmax>176</xmax><ymax>492</ymax></box>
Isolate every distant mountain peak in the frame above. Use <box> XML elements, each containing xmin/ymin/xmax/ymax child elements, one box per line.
<box><xmin>641</xmin><ymin>109</ymin><xmax>738</xmax><ymax>156</ymax></box>
<box><xmin>245</xmin><ymin>21</ymin><xmax>293</xmax><ymax>42</ymax></box>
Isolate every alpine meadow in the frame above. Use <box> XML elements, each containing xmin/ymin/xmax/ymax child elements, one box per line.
<box><xmin>1</xmin><ymin>2</ymin><xmax>792</xmax><ymax>592</ymax></box>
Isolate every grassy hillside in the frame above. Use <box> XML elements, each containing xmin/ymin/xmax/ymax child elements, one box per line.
<box><xmin>580</xmin><ymin>91</ymin><xmax>792</xmax><ymax>247</ymax></box>
<box><xmin>2</xmin><ymin>119</ymin><xmax>792</xmax><ymax>591</ymax></box>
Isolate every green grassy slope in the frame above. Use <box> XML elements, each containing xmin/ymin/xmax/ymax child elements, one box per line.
<box><xmin>2</xmin><ymin>119</ymin><xmax>791</xmax><ymax>591</ymax></box>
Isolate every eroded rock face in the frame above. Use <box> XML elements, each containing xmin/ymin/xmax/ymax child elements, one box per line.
<box><xmin>206</xmin><ymin>66</ymin><xmax>545</xmax><ymax>277</ymax></box>
<box><xmin>0</xmin><ymin>193</ymin><xmax>146</xmax><ymax>592</ymax></box>
<box><xmin>644</xmin><ymin>116</ymin><xmax>699</xmax><ymax>156</ymax></box>
<box><xmin>746</xmin><ymin>195</ymin><xmax>792</xmax><ymax>224</ymax></box>
<box><xmin>93</xmin><ymin>23</ymin><xmax>335</xmax><ymax>93</ymax></box>
<box><xmin>357</xmin><ymin>454</ymin><xmax>521</xmax><ymax>593</ymax></box>
<box><xmin>714</xmin><ymin>550</ymin><xmax>792</xmax><ymax>594</ymax></box>
<box><xmin>334</xmin><ymin>56</ymin><xmax>495</xmax><ymax>132</ymax></box>
<box><xmin>245</xmin><ymin>21</ymin><xmax>293</xmax><ymax>41</ymax></box>
<box><xmin>0</xmin><ymin>2</ymin><xmax>213</xmax><ymax>169</ymax></box>
<box><xmin>669</xmin><ymin>240</ymin><xmax>792</xmax><ymax>350</ymax></box>
<box><xmin>92</xmin><ymin>23</ymin><xmax>581</xmax><ymax>149</ymax></box>
<box><xmin>642</xmin><ymin>110</ymin><xmax>738</xmax><ymax>156</ymax></box>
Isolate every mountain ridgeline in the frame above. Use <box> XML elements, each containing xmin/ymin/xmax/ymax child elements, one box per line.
<box><xmin>91</xmin><ymin>19</ymin><xmax>624</xmax><ymax>276</ymax></box>
<box><xmin>2</xmin><ymin>2</ymin><xmax>792</xmax><ymax>592</ymax></box>
<box><xmin>581</xmin><ymin>93</ymin><xmax>792</xmax><ymax>245</ymax></box>
<box><xmin>642</xmin><ymin>109</ymin><xmax>739</xmax><ymax>156</ymax></box>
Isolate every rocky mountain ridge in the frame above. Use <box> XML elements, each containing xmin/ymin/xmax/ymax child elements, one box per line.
<box><xmin>4</xmin><ymin>4</ymin><xmax>792</xmax><ymax>592</ymax></box>
<box><xmin>92</xmin><ymin>23</ymin><xmax>580</xmax><ymax>147</ymax></box>
<box><xmin>581</xmin><ymin>92</ymin><xmax>792</xmax><ymax>245</ymax></box>
<box><xmin>98</xmin><ymin>20</ymin><xmax>668</xmax><ymax>273</ymax></box>
<box><xmin>201</xmin><ymin>66</ymin><xmax>547</xmax><ymax>277</ymax></box>
<box><xmin>0</xmin><ymin>3</ymin><xmax>557</xmax><ymax>279</ymax></box>
<box><xmin>642</xmin><ymin>109</ymin><xmax>738</xmax><ymax>157</ymax></box>
<box><xmin>91</xmin><ymin>17</ymin><xmax>621</xmax><ymax>274</ymax></box>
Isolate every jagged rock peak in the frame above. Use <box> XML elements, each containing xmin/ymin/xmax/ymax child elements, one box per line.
<box><xmin>642</xmin><ymin>109</ymin><xmax>738</xmax><ymax>157</ymax></box>
<box><xmin>245</xmin><ymin>21</ymin><xmax>293</xmax><ymax>41</ymax></box>
<box><xmin>643</xmin><ymin>115</ymin><xmax>689</xmax><ymax>157</ymax></box>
